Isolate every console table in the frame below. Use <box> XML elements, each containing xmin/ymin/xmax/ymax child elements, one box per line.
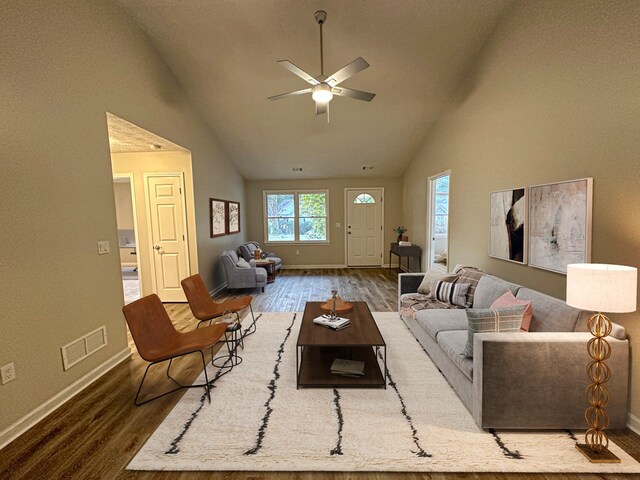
<box><xmin>389</xmin><ymin>243</ymin><xmax>421</xmax><ymax>273</ymax></box>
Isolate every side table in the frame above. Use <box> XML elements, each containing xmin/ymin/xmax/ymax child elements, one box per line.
<box><xmin>254</xmin><ymin>259</ymin><xmax>277</xmax><ymax>283</ymax></box>
<box><xmin>389</xmin><ymin>243</ymin><xmax>421</xmax><ymax>273</ymax></box>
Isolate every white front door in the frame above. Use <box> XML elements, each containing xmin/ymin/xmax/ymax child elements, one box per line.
<box><xmin>145</xmin><ymin>174</ymin><xmax>189</xmax><ymax>302</ymax></box>
<box><xmin>346</xmin><ymin>188</ymin><xmax>383</xmax><ymax>266</ymax></box>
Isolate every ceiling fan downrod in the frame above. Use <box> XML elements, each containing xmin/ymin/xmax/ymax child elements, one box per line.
<box><xmin>315</xmin><ymin>10</ymin><xmax>327</xmax><ymax>76</ymax></box>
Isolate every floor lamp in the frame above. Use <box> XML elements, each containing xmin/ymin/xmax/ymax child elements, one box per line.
<box><xmin>566</xmin><ymin>263</ymin><xmax>637</xmax><ymax>463</ymax></box>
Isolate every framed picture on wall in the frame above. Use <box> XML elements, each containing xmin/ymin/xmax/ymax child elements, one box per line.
<box><xmin>226</xmin><ymin>201</ymin><xmax>240</xmax><ymax>234</ymax></box>
<box><xmin>489</xmin><ymin>187</ymin><xmax>527</xmax><ymax>264</ymax></box>
<box><xmin>528</xmin><ymin>178</ymin><xmax>593</xmax><ymax>274</ymax></box>
<box><xmin>210</xmin><ymin>198</ymin><xmax>226</xmax><ymax>238</ymax></box>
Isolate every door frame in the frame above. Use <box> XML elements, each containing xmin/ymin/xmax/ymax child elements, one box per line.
<box><xmin>426</xmin><ymin>171</ymin><xmax>451</xmax><ymax>272</ymax></box>
<box><xmin>113</xmin><ymin>172</ymin><xmax>143</xmax><ymax>294</ymax></box>
<box><xmin>344</xmin><ymin>187</ymin><xmax>385</xmax><ymax>267</ymax></box>
<box><xmin>143</xmin><ymin>172</ymin><xmax>191</xmax><ymax>297</ymax></box>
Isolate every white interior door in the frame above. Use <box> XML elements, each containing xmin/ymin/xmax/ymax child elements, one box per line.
<box><xmin>145</xmin><ymin>174</ymin><xmax>189</xmax><ymax>302</ymax></box>
<box><xmin>346</xmin><ymin>188</ymin><xmax>383</xmax><ymax>266</ymax></box>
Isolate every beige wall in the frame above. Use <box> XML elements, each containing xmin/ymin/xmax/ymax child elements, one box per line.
<box><xmin>113</xmin><ymin>182</ymin><xmax>134</xmax><ymax>230</ymax></box>
<box><xmin>0</xmin><ymin>0</ymin><xmax>244</xmax><ymax>434</ymax></box>
<box><xmin>246</xmin><ymin>178</ymin><xmax>403</xmax><ymax>266</ymax></box>
<box><xmin>402</xmin><ymin>1</ymin><xmax>640</xmax><ymax>418</ymax></box>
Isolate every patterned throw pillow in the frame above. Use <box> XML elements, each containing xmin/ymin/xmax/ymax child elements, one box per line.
<box><xmin>490</xmin><ymin>290</ymin><xmax>533</xmax><ymax>332</ymax></box>
<box><xmin>429</xmin><ymin>280</ymin><xmax>470</xmax><ymax>307</ymax></box>
<box><xmin>417</xmin><ymin>272</ymin><xmax>459</xmax><ymax>295</ymax></box>
<box><xmin>453</xmin><ymin>266</ymin><xmax>484</xmax><ymax>307</ymax></box>
<box><xmin>463</xmin><ymin>305</ymin><xmax>526</xmax><ymax>357</ymax></box>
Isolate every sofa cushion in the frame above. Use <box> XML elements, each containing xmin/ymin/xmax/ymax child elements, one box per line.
<box><xmin>236</xmin><ymin>258</ymin><xmax>251</xmax><ymax>269</ymax></box>
<box><xmin>430</xmin><ymin>280</ymin><xmax>470</xmax><ymax>307</ymax></box>
<box><xmin>417</xmin><ymin>271</ymin><xmax>459</xmax><ymax>295</ymax></box>
<box><xmin>464</xmin><ymin>306</ymin><xmax>526</xmax><ymax>357</ymax></box>
<box><xmin>399</xmin><ymin>293</ymin><xmax>458</xmax><ymax>320</ymax></box>
<box><xmin>437</xmin><ymin>330</ymin><xmax>474</xmax><ymax>380</ymax></box>
<box><xmin>452</xmin><ymin>266</ymin><xmax>484</xmax><ymax>307</ymax></box>
<box><xmin>473</xmin><ymin>274</ymin><xmax>522</xmax><ymax>309</ymax></box>
<box><xmin>490</xmin><ymin>290</ymin><xmax>533</xmax><ymax>332</ymax></box>
<box><xmin>516</xmin><ymin>288</ymin><xmax>581</xmax><ymax>332</ymax></box>
<box><xmin>416</xmin><ymin>308</ymin><xmax>468</xmax><ymax>340</ymax></box>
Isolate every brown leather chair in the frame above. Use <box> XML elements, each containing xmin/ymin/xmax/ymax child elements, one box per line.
<box><xmin>181</xmin><ymin>274</ymin><xmax>258</xmax><ymax>337</ymax></box>
<box><xmin>122</xmin><ymin>294</ymin><xmax>228</xmax><ymax>406</ymax></box>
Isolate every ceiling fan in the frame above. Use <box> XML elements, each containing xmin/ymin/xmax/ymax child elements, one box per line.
<box><xmin>268</xmin><ymin>10</ymin><xmax>375</xmax><ymax>122</ymax></box>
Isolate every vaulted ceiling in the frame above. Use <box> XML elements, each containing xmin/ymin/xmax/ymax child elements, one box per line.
<box><xmin>115</xmin><ymin>0</ymin><xmax>513</xmax><ymax>180</ymax></box>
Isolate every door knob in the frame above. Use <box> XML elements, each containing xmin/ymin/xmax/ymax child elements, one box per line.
<box><xmin>154</xmin><ymin>245</ymin><xmax>161</xmax><ymax>250</ymax></box>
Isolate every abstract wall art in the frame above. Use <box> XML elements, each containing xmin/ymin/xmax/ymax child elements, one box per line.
<box><xmin>489</xmin><ymin>187</ymin><xmax>527</xmax><ymax>264</ymax></box>
<box><xmin>528</xmin><ymin>178</ymin><xmax>593</xmax><ymax>274</ymax></box>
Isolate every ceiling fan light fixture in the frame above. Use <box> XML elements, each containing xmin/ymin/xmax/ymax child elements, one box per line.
<box><xmin>311</xmin><ymin>84</ymin><xmax>333</xmax><ymax>103</ymax></box>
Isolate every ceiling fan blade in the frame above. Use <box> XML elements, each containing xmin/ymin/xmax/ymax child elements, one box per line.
<box><xmin>277</xmin><ymin>60</ymin><xmax>320</xmax><ymax>85</ymax></box>
<box><xmin>332</xmin><ymin>87</ymin><xmax>376</xmax><ymax>102</ymax></box>
<box><xmin>268</xmin><ymin>88</ymin><xmax>312</xmax><ymax>101</ymax></box>
<box><xmin>315</xmin><ymin>101</ymin><xmax>327</xmax><ymax>115</ymax></box>
<box><xmin>326</xmin><ymin>57</ymin><xmax>369</xmax><ymax>86</ymax></box>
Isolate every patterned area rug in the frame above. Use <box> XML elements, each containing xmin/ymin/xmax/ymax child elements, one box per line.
<box><xmin>128</xmin><ymin>312</ymin><xmax>640</xmax><ymax>473</ymax></box>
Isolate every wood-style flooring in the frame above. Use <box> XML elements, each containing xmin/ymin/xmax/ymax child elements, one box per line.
<box><xmin>0</xmin><ymin>268</ymin><xmax>638</xmax><ymax>480</ymax></box>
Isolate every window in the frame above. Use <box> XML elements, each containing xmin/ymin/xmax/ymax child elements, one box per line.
<box><xmin>434</xmin><ymin>175</ymin><xmax>449</xmax><ymax>235</ymax></box>
<box><xmin>354</xmin><ymin>193</ymin><xmax>376</xmax><ymax>204</ymax></box>
<box><xmin>264</xmin><ymin>190</ymin><xmax>329</xmax><ymax>243</ymax></box>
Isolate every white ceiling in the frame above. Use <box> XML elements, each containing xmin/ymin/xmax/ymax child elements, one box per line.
<box><xmin>107</xmin><ymin>112</ymin><xmax>187</xmax><ymax>153</ymax></box>
<box><xmin>115</xmin><ymin>0</ymin><xmax>513</xmax><ymax>180</ymax></box>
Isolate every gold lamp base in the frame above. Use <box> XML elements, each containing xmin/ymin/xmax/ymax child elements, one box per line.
<box><xmin>575</xmin><ymin>444</ymin><xmax>620</xmax><ymax>463</ymax></box>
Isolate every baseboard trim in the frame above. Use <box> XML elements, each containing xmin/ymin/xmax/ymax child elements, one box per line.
<box><xmin>0</xmin><ymin>347</ymin><xmax>132</xmax><ymax>450</ymax></box>
<box><xmin>629</xmin><ymin>412</ymin><xmax>640</xmax><ymax>435</ymax></box>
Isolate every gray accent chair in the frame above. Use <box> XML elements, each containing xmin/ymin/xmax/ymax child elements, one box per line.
<box><xmin>220</xmin><ymin>250</ymin><xmax>267</xmax><ymax>292</ymax></box>
<box><xmin>238</xmin><ymin>241</ymin><xmax>282</xmax><ymax>271</ymax></box>
<box><xmin>398</xmin><ymin>272</ymin><xmax>630</xmax><ymax>430</ymax></box>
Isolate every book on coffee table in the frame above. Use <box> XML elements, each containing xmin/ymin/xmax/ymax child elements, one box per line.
<box><xmin>331</xmin><ymin>358</ymin><xmax>365</xmax><ymax>377</ymax></box>
<box><xmin>313</xmin><ymin>315</ymin><xmax>351</xmax><ymax>330</ymax></box>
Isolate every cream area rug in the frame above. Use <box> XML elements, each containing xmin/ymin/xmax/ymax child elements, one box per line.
<box><xmin>128</xmin><ymin>312</ymin><xmax>640</xmax><ymax>473</ymax></box>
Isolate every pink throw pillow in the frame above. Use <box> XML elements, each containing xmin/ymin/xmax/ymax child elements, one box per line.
<box><xmin>490</xmin><ymin>290</ymin><xmax>533</xmax><ymax>332</ymax></box>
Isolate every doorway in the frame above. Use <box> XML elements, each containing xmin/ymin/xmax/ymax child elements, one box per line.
<box><xmin>427</xmin><ymin>172</ymin><xmax>450</xmax><ymax>272</ymax></box>
<box><xmin>107</xmin><ymin>112</ymin><xmax>196</xmax><ymax>303</ymax></box>
<box><xmin>345</xmin><ymin>188</ymin><xmax>384</xmax><ymax>266</ymax></box>
<box><xmin>113</xmin><ymin>174</ymin><xmax>141</xmax><ymax>304</ymax></box>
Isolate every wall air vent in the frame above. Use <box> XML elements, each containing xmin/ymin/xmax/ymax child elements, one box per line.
<box><xmin>61</xmin><ymin>326</ymin><xmax>108</xmax><ymax>371</ymax></box>
<box><xmin>362</xmin><ymin>166</ymin><xmax>374</xmax><ymax>171</ymax></box>
<box><xmin>292</xmin><ymin>167</ymin><xmax>303</xmax><ymax>172</ymax></box>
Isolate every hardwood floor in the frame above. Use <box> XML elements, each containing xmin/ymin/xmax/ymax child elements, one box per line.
<box><xmin>0</xmin><ymin>268</ymin><xmax>638</xmax><ymax>480</ymax></box>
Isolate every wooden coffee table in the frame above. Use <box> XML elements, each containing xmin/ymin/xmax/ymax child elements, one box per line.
<box><xmin>296</xmin><ymin>302</ymin><xmax>386</xmax><ymax>389</ymax></box>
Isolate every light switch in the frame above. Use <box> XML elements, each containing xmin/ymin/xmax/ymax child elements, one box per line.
<box><xmin>335</xmin><ymin>222</ymin><xmax>341</xmax><ymax>228</ymax></box>
<box><xmin>97</xmin><ymin>240</ymin><xmax>110</xmax><ymax>255</ymax></box>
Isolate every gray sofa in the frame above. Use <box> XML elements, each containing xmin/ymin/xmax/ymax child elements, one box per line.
<box><xmin>238</xmin><ymin>241</ymin><xmax>282</xmax><ymax>271</ymax></box>
<box><xmin>221</xmin><ymin>250</ymin><xmax>267</xmax><ymax>292</ymax></box>
<box><xmin>399</xmin><ymin>271</ymin><xmax>630</xmax><ymax>430</ymax></box>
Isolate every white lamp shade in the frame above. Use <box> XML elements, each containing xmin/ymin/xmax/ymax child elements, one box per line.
<box><xmin>566</xmin><ymin>263</ymin><xmax>637</xmax><ymax>313</ymax></box>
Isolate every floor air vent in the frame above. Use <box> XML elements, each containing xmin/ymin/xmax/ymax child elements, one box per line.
<box><xmin>61</xmin><ymin>326</ymin><xmax>108</xmax><ymax>371</ymax></box>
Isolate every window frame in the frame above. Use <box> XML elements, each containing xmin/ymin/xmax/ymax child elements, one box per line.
<box><xmin>263</xmin><ymin>189</ymin><xmax>330</xmax><ymax>245</ymax></box>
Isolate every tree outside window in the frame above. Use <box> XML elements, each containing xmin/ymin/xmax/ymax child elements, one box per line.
<box><xmin>265</xmin><ymin>191</ymin><xmax>329</xmax><ymax>243</ymax></box>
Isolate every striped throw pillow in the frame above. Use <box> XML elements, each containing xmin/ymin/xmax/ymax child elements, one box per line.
<box><xmin>429</xmin><ymin>280</ymin><xmax>470</xmax><ymax>307</ymax></box>
<box><xmin>463</xmin><ymin>305</ymin><xmax>526</xmax><ymax>357</ymax></box>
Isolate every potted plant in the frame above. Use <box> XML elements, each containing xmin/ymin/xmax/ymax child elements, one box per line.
<box><xmin>393</xmin><ymin>226</ymin><xmax>407</xmax><ymax>243</ymax></box>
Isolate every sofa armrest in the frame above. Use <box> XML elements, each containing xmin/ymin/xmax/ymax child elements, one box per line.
<box><xmin>398</xmin><ymin>273</ymin><xmax>425</xmax><ymax>296</ymax></box>
<box><xmin>472</xmin><ymin>332</ymin><xmax>629</xmax><ymax>429</ymax></box>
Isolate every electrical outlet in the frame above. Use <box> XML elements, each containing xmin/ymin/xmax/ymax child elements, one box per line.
<box><xmin>296</xmin><ymin>249</ymin><xmax>300</xmax><ymax>255</ymax></box>
<box><xmin>97</xmin><ymin>240</ymin><xmax>110</xmax><ymax>255</ymax></box>
<box><xmin>1</xmin><ymin>362</ymin><xmax>16</xmax><ymax>385</ymax></box>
